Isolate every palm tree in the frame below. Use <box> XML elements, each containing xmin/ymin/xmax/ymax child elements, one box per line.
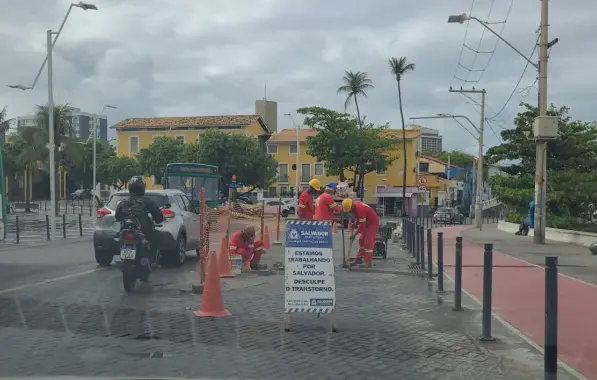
<box><xmin>337</xmin><ymin>71</ymin><xmax>374</xmax><ymax>197</ymax></box>
<box><xmin>337</xmin><ymin>71</ymin><xmax>374</xmax><ymax>125</ymax></box>
<box><xmin>388</xmin><ymin>57</ymin><xmax>415</xmax><ymax>215</ymax></box>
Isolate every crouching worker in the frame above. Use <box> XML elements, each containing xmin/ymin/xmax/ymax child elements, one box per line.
<box><xmin>228</xmin><ymin>226</ymin><xmax>266</xmax><ymax>270</ymax></box>
<box><xmin>341</xmin><ymin>198</ymin><xmax>380</xmax><ymax>267</ymax></box>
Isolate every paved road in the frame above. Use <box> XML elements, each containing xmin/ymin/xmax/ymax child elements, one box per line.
<box><xmin>431</xmin><ymin>225</ymin><xmax>591</xmax><ymax>379</ymax></box>
<box><xmin>0</xmin><ymin>231</ymin><xmax>570</xmax><ymax>379</ymax></box>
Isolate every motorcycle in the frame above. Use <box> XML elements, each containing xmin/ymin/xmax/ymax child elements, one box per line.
<box><xmin>118</xmin><ymin>216</ymin><xmax>161</xmax><ymax>292</ymax></box>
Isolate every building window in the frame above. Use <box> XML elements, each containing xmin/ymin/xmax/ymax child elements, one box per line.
<box><xmin>419</xmin><ymin>162</ymin><xmax>429</xmax><ymax>172</ymax></box>
<box><xmin>376</xmin><ymin>166</ymin><xmax>387</xmax><ymax>175</ymax></box>
<box><xmin>268</xmin><ymin>186</ymin><xmax>277</xmax><ymax>197</ymax></box>
<box><xmin>175</xmin><ymin>136</ymin><xmax>185</xmax><ymax>144</ymax></box>
<box><xmin>301</xmin><ymin>163</ymin><xmax>311</xmax><ymax>182</ymax></box>
<box><xmin>267</xmin><ymin>144</ymin><xmax>278</xmax><ymax>154</ymax></box>
<box><xmin>289</xmin><ymin>143</ymin><xmax>298</xmax><ymax>154</ymax></box>
<box><xmin>278</xmin><ymin>164</ymin><xmax>289</xmax><ymax>183</ymax></box>
<box><xmin>314</xmin><ymin>162</ymin><xmax>324</xmax><ymax>176</ymax></box>
<box><xmin>129</xmin><ymin>136</ymin><xmax>139</xmax><ymax>154</ymax></box>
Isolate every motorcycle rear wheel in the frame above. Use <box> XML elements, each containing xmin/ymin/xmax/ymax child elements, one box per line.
<box><xmin>122</xmin><ymin>261</ymin><xmax>137</xmax><ymax>292</ymax></box>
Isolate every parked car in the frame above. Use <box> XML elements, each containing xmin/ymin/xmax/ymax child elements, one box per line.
<box><xmin>265</xmin><ymin>200</ymin><xmax>292</xmax><ymax>217</ymax></box>
<box><xmin>93</xmin><ymin>189</ymin><xmax>201</xmax><ymax>267</ymax></box>
<box><xmin>71</xmin><ymin>189</ymin><xmax>92</xmax><ymax>200</ymax></box>
<box><xmin>432</xmin><ymin>207</ymin><xmax>464</xmax><ymax>224</ymax></box>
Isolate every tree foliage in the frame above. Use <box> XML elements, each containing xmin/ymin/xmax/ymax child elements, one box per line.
<box><xmin>427</xmin><ymin>150</ymin><xmax>475</xmax><ymax>168</ymax></box>
<box><xmin>486</xmin><ymin>102</ymin><xmax>597</xmax><ymax>231</ymax></box>
<box><xmin>98</xmin><ymin>156</ymin><xmax>141</xmax><ymax>190</ymax></box>
<box><xmin>181</xmin><ymin>129</ymin><xmax>278</xmax><ymax>190</ymax></box>
<box><xmin>298</xmin><ymin>106</ymin><xmax>396</xmax><ymax>196</ymax></box>
<box><xmin>137</xmin><ymin>137</ymin><xmax>184</xmax><ymax>184</ymax></box>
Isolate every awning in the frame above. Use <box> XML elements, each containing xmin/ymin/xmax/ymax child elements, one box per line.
<box><xmin>376</xmin><ymin>192</ymin><xmax>414</xmax><ymax>198</ymax></box>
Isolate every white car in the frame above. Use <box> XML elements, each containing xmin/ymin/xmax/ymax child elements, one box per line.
<box><xmin>265</xmin><ymin>200</ymin><xmax>292</xmax><ymax>217</ymax></box>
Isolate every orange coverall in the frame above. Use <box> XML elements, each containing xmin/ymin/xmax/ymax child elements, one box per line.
<box><xmin>314</xmin><ymin>192</ymin><xmax>342</xmax><ymax>221</ymax></box>
<box><xmin>228</xmin><ymin>230</ymin><xmax>264</xmax><ymax>267</ymax></box>
<box><xmin>297</xmin><ymin>189</ymin><xmax>315</xmax><ymax>220</ymax></box>
<box><xmin>353</xmin><ymin>201</ymin><xmax>380</xmax><ymax>265</ymax></box>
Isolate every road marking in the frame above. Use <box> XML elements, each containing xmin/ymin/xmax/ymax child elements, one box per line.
<box><xmin>0</xmin><ymin>268</ymin><xmax>99</xmax><ymax>295</ymax></box>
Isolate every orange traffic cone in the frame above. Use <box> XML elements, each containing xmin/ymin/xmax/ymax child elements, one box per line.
<box><xmin>194</xmin><ymin>251</ymin><xmax>231</xmax><ymax>317</ymax></box>
<box><xmin>263</xmin><ymin>225</ymin><xmax>271</xmax><ymax>249</ymax></box>
<box><xmin>218</xmin><ymin>236</ymin><xmax>235</xmax><ymax>278</ymax></box>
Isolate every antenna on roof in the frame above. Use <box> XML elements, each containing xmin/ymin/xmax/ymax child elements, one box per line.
<box><xmin>263</xmin><ymin>81</ymin><xmax>267</xmax><ymax>101</ymax></box>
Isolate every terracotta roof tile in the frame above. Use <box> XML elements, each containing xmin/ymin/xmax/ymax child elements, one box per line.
<box><xmin>266</xmin><ymin>128</ymin><xmax>420</xmax><ymax>143</ymax></box>
<box><xmin>267</xmin><ymin>128</ymin><xmax>318</xmax><ymax>143</ymax></box>
<box><xmin>113</xmin><ymin>114</ymin><xmax>268</xmax><ymax>131</ymax></box>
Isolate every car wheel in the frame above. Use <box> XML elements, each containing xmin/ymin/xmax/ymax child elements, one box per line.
<box><xmin>95</xmin><ymin>249</ymin><xmax>113</xmax><ymax>266</ymax></box>
<box><xmin>289</xmin><ymin>207</ymin><xmax>295</xmax><ymax>214</ymax></box>
<box><xmin>165</xmin><ymin>235</ymin><xmax>187</xmax><ymax>267</ymax></box>
<box><xmin>281</xmin><ymin>209</ymin><xmax>289</xmax><ymax>218</ymax></box>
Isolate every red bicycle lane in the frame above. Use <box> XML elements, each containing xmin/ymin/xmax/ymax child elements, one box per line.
<box><xmin>430</xmin><ymin>226</ymin><xmax>597</xmax><ymax>379</ymax></box>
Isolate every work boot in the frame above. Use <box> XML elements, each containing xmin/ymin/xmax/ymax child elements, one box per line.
<box><xmin>251</xmin><ymin>263</ymin><xmax>267</xmax><ymax>270</ymax></box>
<box><xmin>349</xmin><ymin>257</ymin><xmax>363</xmax><ymax>266</ymax></box>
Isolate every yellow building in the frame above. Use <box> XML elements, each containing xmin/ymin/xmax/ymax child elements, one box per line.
<box><xmin>265</xmin><ymin>128</ymin><xmax>423</xmax><ymax>209</ymax></box>
<box><xmin>112</xmin><ymin>114</ymin><xmax>272</xmax><ymax>188</ymax></box>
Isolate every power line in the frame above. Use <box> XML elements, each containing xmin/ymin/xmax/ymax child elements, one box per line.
<box><xmin>486</xmin><ymin>33</ymin><xmax>540</xmax><ymax>121</ymax></box>
<box><xmin>451</xmin><ymin>0</ymin><xmax>514</xmax><ymax>86</ymax></box>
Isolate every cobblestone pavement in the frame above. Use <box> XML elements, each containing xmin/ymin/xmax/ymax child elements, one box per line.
<box><xmin>0</xmin><ymin>233</ymin><xmax>576</xmax><ymax>379</ymax></box>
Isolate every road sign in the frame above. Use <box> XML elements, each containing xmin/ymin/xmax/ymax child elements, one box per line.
<box><xmin>418</xmin><ymin>186</ymin><xmax>427</xmax><ymax>192</ymax></box>
<box><xmin>284</xmin><ymin>220</ymin><xmax>337</xmax><ymax>331</ymax></box>
<box><xmin>418</xmin><ymin>176</ymin><xmax>426</xmax><ymax>185</ymax></box>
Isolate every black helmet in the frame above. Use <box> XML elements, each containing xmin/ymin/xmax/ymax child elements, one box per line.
<box><xmin>128</xmin><ymin>176</ymin><xmax>146</xmax><ymax>196</ymax></box>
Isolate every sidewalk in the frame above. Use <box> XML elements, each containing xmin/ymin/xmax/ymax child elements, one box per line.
<box><xmin>431</xmin><ymin>224</ymin><xmax>596</xmax><ymax>379</ymax></box>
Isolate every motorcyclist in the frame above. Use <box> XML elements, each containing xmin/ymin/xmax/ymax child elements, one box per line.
<box><xmin>115</xmin><ymin>176</ymin><xmax>164</xmax><ymax>262</ymax></box>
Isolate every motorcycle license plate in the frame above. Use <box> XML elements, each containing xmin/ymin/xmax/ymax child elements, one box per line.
<box><xmin>120</xmin><ymin>246</ymin><xmax>136</xmax><ymax>260</ymax></box>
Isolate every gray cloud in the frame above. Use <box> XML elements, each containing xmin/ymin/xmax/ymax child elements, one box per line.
<box><xmin>0</xmin><ymin>0</ymin><xmax>594</xmax><ymax>154</ymax></box>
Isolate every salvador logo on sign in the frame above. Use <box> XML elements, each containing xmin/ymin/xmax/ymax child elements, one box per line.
<box><xmin>288</xmin><ymin>229</ymin><xmax>300</xmax><ymax>240</ymax></box>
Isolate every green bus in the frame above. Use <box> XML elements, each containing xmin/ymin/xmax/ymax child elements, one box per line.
<box><xmin>162</xmin><ymin>163</ymin><xmax>221</xmax><ymax>208</ymax></box>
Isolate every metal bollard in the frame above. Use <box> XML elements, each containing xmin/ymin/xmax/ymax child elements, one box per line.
<box><xmin>15</xmin><ymin>216</ymin><xmax>20</xmax><ymax>244</ymax></box>
<box><xmin>545</xmin><ymin>256</ymin><xmax>558</xmax><ymax>380</ymax></box>
<box><xmin>414</xmin><ymin>223</ymin><xmax>420</xmax><ymax>263</ymax></box>
<box><xmin>62</xmin><ymin>214</ymin><xmax>67</xmax><ymax>238</ymax></box>
<box><xmin>480</xmin><ymin>243</ymin><xmax>496</xmax><ymax>341</ymax></box>
<box><xmin>78</xmin><ymin>214</ymin><xmax>83</xmax><ymax>236</ymax></box>
<box><xmin>419</xmin><ymin>225</ymin><xmax>425</xmax><ymax>271</ymax></box>
<box><xmin>437</xmin><ymin>232</ymin><xmax>445</xmax><ymax>293</ymax></box>
<box><xmin>453</xmin><ymin>236</ymin><xmax>463</xmax><ymax>311</ymax></box>
<box><xmin>427</xmin><ymin>228</ymin><xmax>433</xmax><ymax>280</ymax></box>
<box><xmin>46</xmin><ymin>214</ymin><xmax>50</xmax><ymax>240</ymax></box>
<box><xmin>406</xmin><ymin>220</ymin><xmax>411</xmax><ymax>252</ymax></box>
<box><xmin>410</xmin><ymin>221</ymin><xmax>416</xmax><ymax>257</ymax></box>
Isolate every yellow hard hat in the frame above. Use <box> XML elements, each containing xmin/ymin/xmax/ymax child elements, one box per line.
<box><xmin>309</xmin><ymin>178</ymin><xmax>321</xmax><ymax>190</ymax></box>
<box><xmin>342</xmin><ymin>198</ymin><xmax>353</xmax><ymax>213</ymax></box>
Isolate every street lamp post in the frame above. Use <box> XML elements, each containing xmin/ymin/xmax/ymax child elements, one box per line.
<box><xmin>448</xmin><ymin>1</ymin><xmax>556</xmax><ymax>243</ymax></box>
<box><xmin>7</xmin><ymin>2</ymin><xmax>98</xmax><ymax>240</ymax></box>
<box><xmin>410</xmin><ymin>114</ymin><xmax>484</xmax><ymax>229</ymax></box>
<box><xmin>284</xmin><ymin>113</ymin><xmax>300</xmax><ymax>197</ymax></box>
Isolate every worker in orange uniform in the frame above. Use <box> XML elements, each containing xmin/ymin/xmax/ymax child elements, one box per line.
<box><xmin>228</xmin><ymin>226</ymin><xmax>266</xmax><ymax>270</ymax></box>
<box><xmin>314</xmin><ymin>182</ymin><xmax>342</xmax><ymax>221</ymax></box>
<box><xmin>342</xmin><ymin>198</ymin><xmax>380</xmax><ymax>267</ymax></box>
<box><xmin>297</xmin><ymin>178</ymin><xmax>321</xmax><ymax>220</ymax></box>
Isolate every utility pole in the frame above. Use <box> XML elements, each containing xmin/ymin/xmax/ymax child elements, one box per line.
<box><xmin>534</xmin><ymin>0</ymin><xmax>549</xmax><ymax>244</ymax></box>
<box><xmin>449</xmin><ymin>87</ymin><xmax>486</xmax><ymax>230</ymax></box>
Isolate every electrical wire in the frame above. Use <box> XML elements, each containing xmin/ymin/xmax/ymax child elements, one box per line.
<box><xmin>451</xmin><ymin>0</ymin><xmax>514</xmax><ymax>86</ymax></box>
<box><xmin>486</xmin><ymin>33</ymin><xmax>540</xmax><ymax>121</ymax></box>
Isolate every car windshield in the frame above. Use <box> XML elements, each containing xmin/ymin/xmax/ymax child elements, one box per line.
<box><xmin>105</xmin><ymin>193</ymin><xmax>169</xmax><ymax>210</ymax></box>
<box><xmin>166</xmin><ymin>175</ymin><xmax>218</xmax><ymax>201</ymax></box>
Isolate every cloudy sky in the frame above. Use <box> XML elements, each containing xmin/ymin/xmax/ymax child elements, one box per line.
<box><xmin>0</xmin><ymin>0</ymin><xmax>594</xmax><ymax>155</ymax></box>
